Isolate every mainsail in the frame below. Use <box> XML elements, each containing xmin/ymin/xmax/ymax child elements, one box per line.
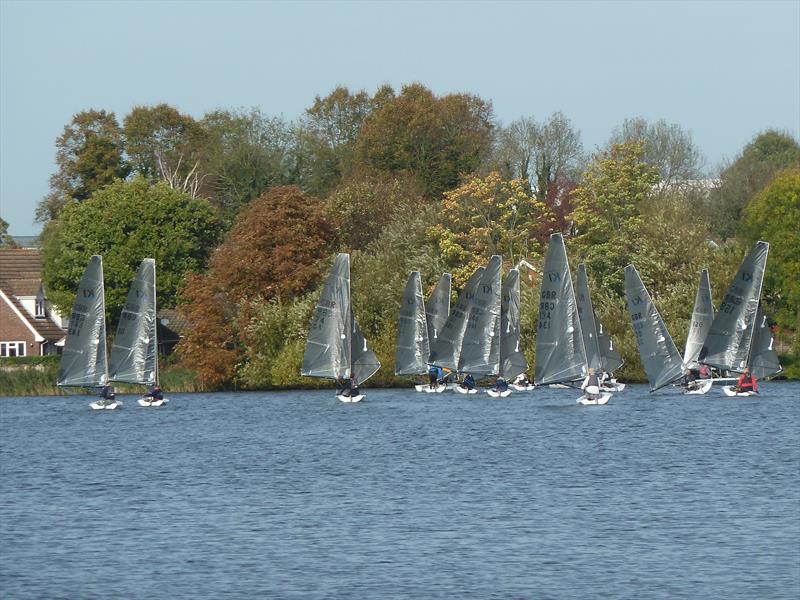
<box><xmin>683</xmin><ymin>268</ymin><xmax>714</xmax><ymax>370</ymax></box>
<box><xmin>108</xmin><ymin>258</ymin><xmax>158</xmax><ymax>386</ymax></box>
<box><xmin>301</xmin><ymin>253</ymin><xmax>351</xmax><ymax>380</ymax></box>
<box><xmin>458</xmin><ymin>255</ymin><xmax>502</xmax><ymax>376</ymax></box>
<box><xmin>499</xmin><ymin>268</ymin><xmax>528</xmax><ymax>381</ymax></box>
<box><xmin>57</xmin><ymin>255</ymin><xmax>108</xmax><ymax>388</ymax></box>
<box><xmin>535</xmin><ymin>234</ymin><xmax>587</xmax><ymax>385</ymax></box>
<box><xmin>425</xmin><ymin>273</ymin><xmax>451</xmax><ymax>346</ymax></box>
<box><xmin>699</xmin><ymin>241</ymin><xmax>769</xmax><ymax>373</ymax></box>
<box><xmin>395</xmin><ymin>271</ymin><xmax>430</xmax><ymax>376</ymax></box>
<box><xmin>351</xmin><ymin>318</ymin><xmax>381</xmax><ymax>384</ymax></box>
<box><xmin>428</xmin><ymin>266</ymin><xmax>485</xmax><ymax>371</ymax></box>
<box><xmin>575</xmin><ymin>264</ymin><xmax>602</xmax><ymax>371</ymax></box>
<box><xmin>747</xmin><ymin>306</ymin><xmax>782</xmax><ymax>379</ymax></box>
<box><xmin>624</xmin><ymin>264</ymin><xmax>684</xmax><ymax>392</ymax></box>
<box><xmin>597</xmin><ymin>322</ymin><xmax>623</xmax><ymax>374</ymax></box>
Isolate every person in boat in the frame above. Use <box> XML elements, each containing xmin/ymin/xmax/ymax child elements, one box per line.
<box><xmin>428</xmin><ymin>365</ymin><xmax>441</xmax><ymax>390</ymax></box>
<box><xmin>461</xmin><ymin>372</ymin><xmax>476</xmax><ymax>390</ymax></box>
<box><xmin>698</xmin><ymin>364</ymin><xmax>710</xmax><ymax>379</ymax></box>
<box><xmin>339</xmin><ymin>372</ymin><xmax>360</xmax><ymax>397</ymax></box>
<box><xmin>144</xmin><ymin>384</ymin><xmax>163</xmax><ymax>401</ymax></box>
<box><xmin>735</xmin><ymin>368</ymin><xmax>758</xmax><ymax>394</ymax></box>
<box><xmin>99</xmin><ymin>379</ymin><xmax>115</xmax><ymax>405</ymax></box>
<box><xmin>682</xmin><ymin>369</ymin><xmax>699</xmax><ymax>391</ymax></box>
<box><xmin>513</xmin><ymin>373</ymin><xmax>530</xmax><ymax>387</ymax></box>
<box><xmin>492</xmin><ymin>377</ymin><xmax>509</xmax><ymax>393</ymax></box>
<box><xmin>581</xmin><ymin>368</ymin><xmax>601</xmax><ymax>400</ymax></box>
<box><xmin>439</xmin><ymin>368</ymin><xmax>453</xmax><ymax>386</ymax></box>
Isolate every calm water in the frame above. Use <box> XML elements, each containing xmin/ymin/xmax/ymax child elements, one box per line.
<box><xmin>1</xmin><ymin>383</ymin><xmax>798</xmax><ymax>599</ymax></box>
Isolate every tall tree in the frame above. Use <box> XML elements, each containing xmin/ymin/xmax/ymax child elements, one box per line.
<box><xmin>707</xmin><ymin>130</ymin><xmax>800</xmax><ymax>239</ymax></box>
<box><xmin>36</xmin><ymin>109</ymin><xmax>128</xmax><ymax>223</ymax></box>
<box><xmin>123</xmin><ymin>104</ymin><xmax>204</xmax><ymax>182</ymax></box>
<box><xmin>355</xmin><ymin>84</ymin><xmax>494</xmax><ymax>199</ymax></box>
<box><xmin>608</xmin><ymin>117</ymin><xmax>705</xmax><ymax>191</ymax></box>
<box><xmin>200</xmin><ymin>108</ymin><xmax>295</xmax><ymax>221</ymax></box>
<box><xmin>40</xmin><ymin>178</ymin><xmax>222</xmax><ymax>325</ymax></box>
<box><xmin>0</xmin><ymin>218</ymin><xmax>18</xmax><ymax>247</ymax></box>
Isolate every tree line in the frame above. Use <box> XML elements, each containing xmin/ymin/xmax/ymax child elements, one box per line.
<box><xmin>26</xmin><ymin>83</ymin><xmax>800</xmax><ymax>387</ymax></box>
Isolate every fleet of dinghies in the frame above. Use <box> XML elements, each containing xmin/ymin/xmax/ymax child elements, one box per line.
<box><xmin>58</xmin><ymin>256</ymin><xmax>167</xmax><ymax>409</ymax></box>
<box><xmin>58</xmin><ymin>239</ymin><xmax>784</xmax><ymax>409</ymax></box>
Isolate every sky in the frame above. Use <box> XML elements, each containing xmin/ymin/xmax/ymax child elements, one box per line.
<box><xmin>1</xmin><ymin>0</ymin><xmax>798</xmax><ymax>236</ymax></box>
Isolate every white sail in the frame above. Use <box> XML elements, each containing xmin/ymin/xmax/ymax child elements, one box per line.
<box><xmin>109</xmin><ymin>259</ymin><xmax>158</xmax><ymax>386</ymax></box>
<box><xmin>683</xmin><ymin>268</ymin><xmax>714</xmax><ymax>370</ymax></box>
<box><xmin>57</xmin><ymin>255</ymin><xmax>108</xmax><ymax>388</ymax></box>
<box><xmin>458</xmin><ymin>256</ymin><xmax>502</xmax><ymax>376</ymax></box>
<box><xmin>395</xmin><ymin>271</ymin><xmax>430</xmax><ymax>376</ymax></box>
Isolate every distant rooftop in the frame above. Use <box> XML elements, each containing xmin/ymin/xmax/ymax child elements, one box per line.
<box><xmin>10</xmin><ymin>236</ymin><xmax>42</xmax><ymax>249</ymax></box>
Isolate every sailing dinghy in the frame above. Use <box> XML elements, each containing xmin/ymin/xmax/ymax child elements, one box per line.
<box><xmin>402</xmin><ymin>273</ymin><xmax>450</xmax><ymax>392</ymax></box>
<box><xmin>301</xmin><ymin>253</ymin><xmax>381</xmax><ymax>402</ymax></box>
<box><xmin>429</xmin><ymin>266</ymin><xmax>485</xmax><ymax>394</ymax></box>
<box><xmin>396</xmin><ymin>271</ymin><xmax>443</xmax><ymax>393</ymax></box>
<box><xmin>536</xmin><ymin>234</ymin><xmax>609</xmax><ymax>405</ymax></box>
<box><xmin>108</xmin><ymin>259</ymin><xmax>167</xmax><ymax>407</ymax></box>
<box><xmin>624</xmin><ymin>264</ymin><xmax>688</xmax><ymax>394</ymax></box>
<box><xmin>698</xmin><ymin>241</ymin><xmax>781</xmax><ymax>396</ymax></box>
<box><xmin>575</xmin><ymin>264</ymin><xmax>625</xmax><ymax>392</ymax></box>
<box><xmin>57</xmin><ymin>255</ymin><xmax>121</xmax><ymax>410</ymax></box>
<box><xmin>494</xmin><ymin>267</ymin><xmax>530</xmax><ymax>395</ymax></box>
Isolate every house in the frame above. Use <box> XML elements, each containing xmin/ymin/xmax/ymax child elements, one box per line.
<box><xmin>0</xmin><ymin>249</ymin><xmax>67</xmax><ymax>357</ymax></box>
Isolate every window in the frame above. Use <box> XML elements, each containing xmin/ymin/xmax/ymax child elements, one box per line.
<box><xmin>35</xmin><ymin>297</ymin><xmax>46</xmax><ymax>318</ymax></box>
<box><xmin>0</xmin><ymin>342</ymin><xmax>26</xmax><ymax>357</ymax></box>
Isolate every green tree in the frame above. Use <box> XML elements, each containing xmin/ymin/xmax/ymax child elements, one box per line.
<box><xmin>40</xmin><ymin>178</ymin><xmax>222</xmax><ymax>323</ymax></box>
<box><xmin>36</xmin><ymin>109</ymin><xmax>129</xmax><ymax>223</ymax></box>
<box><xmin>741</xmin><ymin>168</ymin><xmax>800</xmax><ymax>357</ymax></box>
<box><xmin>200</xmin><ymin>108</ymin><xmax>295</xmax><ymax>221</ymax></box>
<box><xmin>123</xmin><ymin>104</ymin><xmax>204</xmax><ymax>181</ymax></box>
<box><xmin>355</xmin><ymin>84</ymin><xmax>494</xmax><ymax>199</ymax></box>
<box><xmin>0</xmin><ymin>218</ymin><xmax>18</xmax><ymax>247</ymax></box>
<box><xmin>707</xmin><ymin>130</ymin><xmax>800</xmax><ymax>239</ymax></box>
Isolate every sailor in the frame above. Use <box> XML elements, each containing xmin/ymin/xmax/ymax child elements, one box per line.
<box><xmin>735</xmin><ymin>368</ymin><xmax>758</xmax><ymax>394</ymax></box>
<box><xmin>513</xmin><ymin>373</ymin><xmax>530</xmax><ymax>387</ymax></box>
<box><xmin>144</xmin><ymin>384</ymin><xmax>163</xmax><ymax>401</ymax></box>
<box><xmin>99</xmin><ymin>377</ymin><xmax>115</xmax><ymax>406</ymax></box>
<box><xmin>683</xmin><ymin>369</ymin><xmax>699</xmax><ymax>391</ymax></box>
<box><xmin>461</xmin><ymin>373</ymin><xmax>476</xmax><ymax>390</ymax></box>
<box><xmin>428</xmin><ymin>365</ymin><xmax>440</xmax><ymax>389</ymax></box>
<box><xmin>493</xmin><ymin>376</ymin><xmax>509</xmax><ymax>393</ymax></box>
<box><xmin>581</xmin><ymin>368</ymin><xmax>601</xmax><ymax>400</ymax></box>
<box><xmin>698</xmin><ymin>364</ymin><xmax>710</xmax><ymax>379</ymax></box>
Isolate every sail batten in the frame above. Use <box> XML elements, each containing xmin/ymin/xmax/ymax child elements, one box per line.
<box><xmin>395</xmin><ymin>271</ymin><xmax>430</xmax><ymax>376</ymax></box>
<box><xmin>109</xmin><ymin>258</ymin><xmax>157</xmax><ymax>386</ymax></box>
<box><xmin>458</xmin><ymin>256</ymin><xmax>502</xmax><ymax>376</ymax></box>
<box><xmin>57</xmin><ymin>255</ymin><xmax>108</xmax><ymax>388</ymax></box>
<box><xmin>535</xmin><ymin>234</ymin><xmax>587</xmax><ymax>385</ymax></box>
<box><xmin>624</xmin><ymin>264</ymin><xmax>684</xmax><ymax>392</ymax></box>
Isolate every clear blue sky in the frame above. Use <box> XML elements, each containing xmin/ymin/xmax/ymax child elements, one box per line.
<box><xmin>1</xmin><ymin>0</ymin><xmax>798</xmax><ymax>236</ymax></box>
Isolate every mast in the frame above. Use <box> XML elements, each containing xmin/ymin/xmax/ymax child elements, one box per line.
<box><xmin>153</xmin><ymin>260</ymin><xmax>159</xmax><ymax>387</ymax></box>
<box><xmin>100</xmin><ymin>257</ymin><xmax>109</xmax><ymax>385</ymax></box>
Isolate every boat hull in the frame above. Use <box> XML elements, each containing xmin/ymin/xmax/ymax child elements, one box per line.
<box><xmin>577</xmin><ymin>393</ymin><xmax>611</xmax><ymax>405</ymax></box>
<box><xmin>683</xmin><ymin>380</ymin><xmax>713</xmax><ymax>395</ymax></box>
<box><xmin>89</xmin><ymin>400</ymin><xmax>123</xmax><ymax>410</ymax></box>
<box><xmin>486</xmin><ymin>388</ymin><xmax>512</xmax><ymax>397</ymax></box>
<box><xmin>509</xmin><ymin>383</ymin><xmax>535</xmax><ymax>391</ymax></box>
<box><xmin>138</xmin><ymin>397</ymin><xmax>169</xmax><ymax>407</ymax></box>
<box><xmin>337</xmin><ymin>394</ymin><xmax>365</xmax><ymax>403</ymax></box>
<box><xmin>722</xmin><ymin>386</ymin><xmax>757</xmax><ymax>397</ymax></box>
<box><xmin>454</xmin><ymin>386</ymin><xmax>478</xmax><ymax>395</ymax></box>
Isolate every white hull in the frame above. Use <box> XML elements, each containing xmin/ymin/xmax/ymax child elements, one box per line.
<box><xmin>548</xmin><ymin>383</ymin><xmax>570</xmax><ymax>389</ymax></box>
<box><xmin>722</xmin><ymin>386</ymin><xmax>757</xmax><ymax>397</ymax></box>
<box><xmin>454</xmin><ymin>386</ymin><xmax>478</xmax><ymax>395</ymax></box>
<box><xmin>138</xmin><ymin>397</ymin><xmax>169</xmax><ymax>407</ymax></box>
<box><xmin>337</xmin><ymin>394</ymin><xmax>364</xmax><ymax>403</ymax></box>
<box><xmin>577</xmin><ymin>392</ymin><xmax>611</xmax><ymax>406</ymax></box>
<box><xmin>683</xmin><ymin>379</ymin><xmax>713</xmax><ymax>395</ymax></box>
<box><xmin>89</xmin><ymin>399</ymin><xmax>123</xmax><ymax>410</ymax></box>
<box><xmin>424</xmin><ymin>384</ymin><xmax>447</xmax><ymax>393</ymax></box>
<box><xmin>486</xmin><ymin>388</ymin><xmax>512</xmax><ymax>397</ymax></box>
<box><xmin>509</xmin><ymin>383</ymin><xmax>535</xmax><ymax>391</ymax></box>
<box><xmin>601</xmin><ymin>380</ymin><xmax>625</xmax><ymax>392</ymax></box>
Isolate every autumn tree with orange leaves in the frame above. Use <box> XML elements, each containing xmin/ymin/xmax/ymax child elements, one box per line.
<box><xmin>177</xmin><ymin>186</ymin><xmax>336</xmax><ymax>387</ymax></box>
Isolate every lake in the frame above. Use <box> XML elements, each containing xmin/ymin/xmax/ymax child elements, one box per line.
<box><xmin>1</xmin><ymin>383</ymin><xmax>798</xmax><ymax>599</ymax></box>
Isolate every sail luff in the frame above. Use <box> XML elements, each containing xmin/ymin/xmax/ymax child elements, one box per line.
<box><xmin>458</xmin><ymin>256</ymin><xmax>502</xmax><ymax>376</ymax></box>
<box><xmin>428</xmin><ymin>267</ymin><xmax>485</xmax><ymax>371</ymax></box>
<box><xmin>395</xmin><ymin>271</ymin><xmax>430</xmax><ymax>376</ymax></box>
<box><xmin>624</xmin><ymin>264</ymin><xmax>685</xmax><ymax>392</ymax></box>
<box><xmin>683</xmin><ymin>268</ymin><xmax>714</xmax><ymax>369</ymax></box>
<box><xmin>499</xmin><ymin>268</ymin><xmax>528</xmax><ymax>380</ymax></box>
<box><xmin>699</xmin><ymin>241</ymin><xmax>769</xmax><ymax>373</ymax></box>
<box><xmin>57</xmin><ymin>255</ymin><xmax>108</xmax><ymax>388</ymax></box>
<box><xmin>534</xmin><ymin>234</ymin><xmax>587</xmax><ymax>385</ymax></box>
<box><xmin>301</xmin><ymin>253</ymin><xmax>351</xmax><ymax>380</ymax></box>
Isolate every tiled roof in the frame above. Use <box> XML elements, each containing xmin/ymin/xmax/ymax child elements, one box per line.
<box><xmin>0</xmin><ymin>249</ymin><xmax>43</xmax><ymax>283</ymax></box>
<box><xmin>5</xmin><ymin>293</ymin><xmax>66</xmax><ymax>342</ymax></box>
<box><xmin>157</xmin><ymin>308</ymin><xmax>188</xmax><ymax>337</ymax></box>
<box><xmin>5</xmin><ymin>277</ymin><xmax>41</xmax><ymax>296</ymax></box>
